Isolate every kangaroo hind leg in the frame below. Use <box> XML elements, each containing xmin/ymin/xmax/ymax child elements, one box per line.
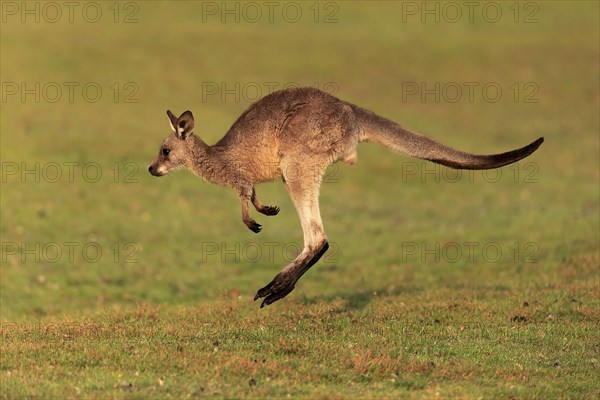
<box><xmin>254</xmin><ymin>164</ymin><xmax>329</xmax><ymax>307</ymax></box>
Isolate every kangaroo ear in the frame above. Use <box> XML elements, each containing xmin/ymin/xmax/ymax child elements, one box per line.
<box><xmin>176</xmin><ymin>110</ymin><xmax>194</xmax><ymax>140</ymax></box>
<box><xmin>167</xmin><ymin>110</ymin><xmax>178</xmax><ymax>133</ymax></box>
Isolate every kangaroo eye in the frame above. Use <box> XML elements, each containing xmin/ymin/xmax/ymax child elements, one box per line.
<box><xmin>161</xmin><ymin>148</ymin><xmax>170</xmax><ymax>156</ymax></box>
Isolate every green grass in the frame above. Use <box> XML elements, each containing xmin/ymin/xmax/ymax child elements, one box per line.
<box><xmin>1</xmin><ymin>1</ymin><xmax>599</xmax><ymax>398</ymax></box>
<box><xmin>2</xmin><ymin>290</ymin><xmax>599</xmax><ymax>399</ymax></box>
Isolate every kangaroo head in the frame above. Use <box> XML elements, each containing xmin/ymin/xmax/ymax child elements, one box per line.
<box><xmin>148</xmin><ymin>110</ymin><xmax>195</xmax><ymax>177</ymax></box>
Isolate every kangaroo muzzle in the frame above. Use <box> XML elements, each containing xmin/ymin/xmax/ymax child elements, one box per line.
<box><xmin>148</xmin><ymin>164</ymin><xmax>165</xmax><ymax>177</ymax></box>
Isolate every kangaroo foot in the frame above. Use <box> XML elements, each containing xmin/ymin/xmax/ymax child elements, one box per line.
<box><xmin>254</xmin><ymin>241</ymin><xmax>329</xmax><ymax>308</ymax></box>
<box><xmin>259</xmin><ymin>205</ymin><xmax>280</xmax><ymax>216</ymax></box>
<box><xmin>244</xmin><ymin>219</ymin><xmax>262</xmax><ymax>233</ymax></box>
<box><xmin>254</xmin><ymin>271</ymin><xmax>296</xmax><ymax>308</ymax></box>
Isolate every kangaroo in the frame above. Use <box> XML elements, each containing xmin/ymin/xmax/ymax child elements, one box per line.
<box><xmin>148</xmin><ymin>87</ymin><xmax>543</xmax><ymax>308</ymax></box>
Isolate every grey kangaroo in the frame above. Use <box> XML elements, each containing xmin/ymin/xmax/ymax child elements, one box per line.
<box><xmin>148</xmin><ymin>87</ymin><xmax>543</xmax><ymax>308</ymax></box>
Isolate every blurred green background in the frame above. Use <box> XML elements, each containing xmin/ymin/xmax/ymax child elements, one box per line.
<box><xmin>1</xmin><ymin>1</ymin><xmax>598</xmax><ymax>319</ymax></box>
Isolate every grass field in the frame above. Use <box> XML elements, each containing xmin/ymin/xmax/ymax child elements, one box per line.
<box><xmin>1</xmin><ymin>1</ymin><xmax>599</xmax><ymax>398</ymax></box>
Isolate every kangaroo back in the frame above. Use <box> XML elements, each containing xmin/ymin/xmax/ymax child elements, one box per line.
<box><xmin>352</xmin><ymin>105</ymin><xmax>543</xmax><ymax>170</ymax></box>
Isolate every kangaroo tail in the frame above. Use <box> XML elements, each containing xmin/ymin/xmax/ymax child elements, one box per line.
<box><xmin>352</xmin><ymin>105</ymin><xmax>544</xmax><ymax>170</ymax></box>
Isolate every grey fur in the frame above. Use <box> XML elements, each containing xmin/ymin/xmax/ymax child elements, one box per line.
<box><xmin>148</xmin><ymin>87</ymin><xmax>544</xmax><ymax>307</ymax></box>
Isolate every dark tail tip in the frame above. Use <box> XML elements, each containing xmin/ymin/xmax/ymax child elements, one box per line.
<box><xmin>429</xmin><ymin>136</ymin><xmax>545</xmax><ymax>170</ymax></box>
<box><xmin>519</xmin><ymin>136</ymin><xmax>544</xmax><ymax>159</ymax></box>
<box><xmin>492</xmin><ymin>136</ymin><xmax>544</xmax><ymax>169</ymax></box>
<box><xmin>530</xmin><ymin>137</ymin><xmax>544</xmax><ymax>151</ymax></box>
<box><xmin>489</xmin><ymin>136</ymin><xmax>544</xmax><ymax>169</ymax></box>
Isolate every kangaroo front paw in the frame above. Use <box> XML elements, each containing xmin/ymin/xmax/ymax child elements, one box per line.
<box><xmin>254</xmin><ymin>272</ymin><xmax>295</xmax><ymax>308</ymax></box>
<box><xmin>260</xmin><ymin>205</ymin><xmax>280</xmax><ymax>216</ymax></box>
<box><xmin>245</xmin><ymin>219</ymin><xmax>262</xmax><ymax>233</ymax></box>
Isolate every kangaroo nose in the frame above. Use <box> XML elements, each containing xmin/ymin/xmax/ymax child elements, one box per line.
<box><xmin>148</xmin><ymin>165</ymin><xmax>154</xmax><ymax>174</ymax></box>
